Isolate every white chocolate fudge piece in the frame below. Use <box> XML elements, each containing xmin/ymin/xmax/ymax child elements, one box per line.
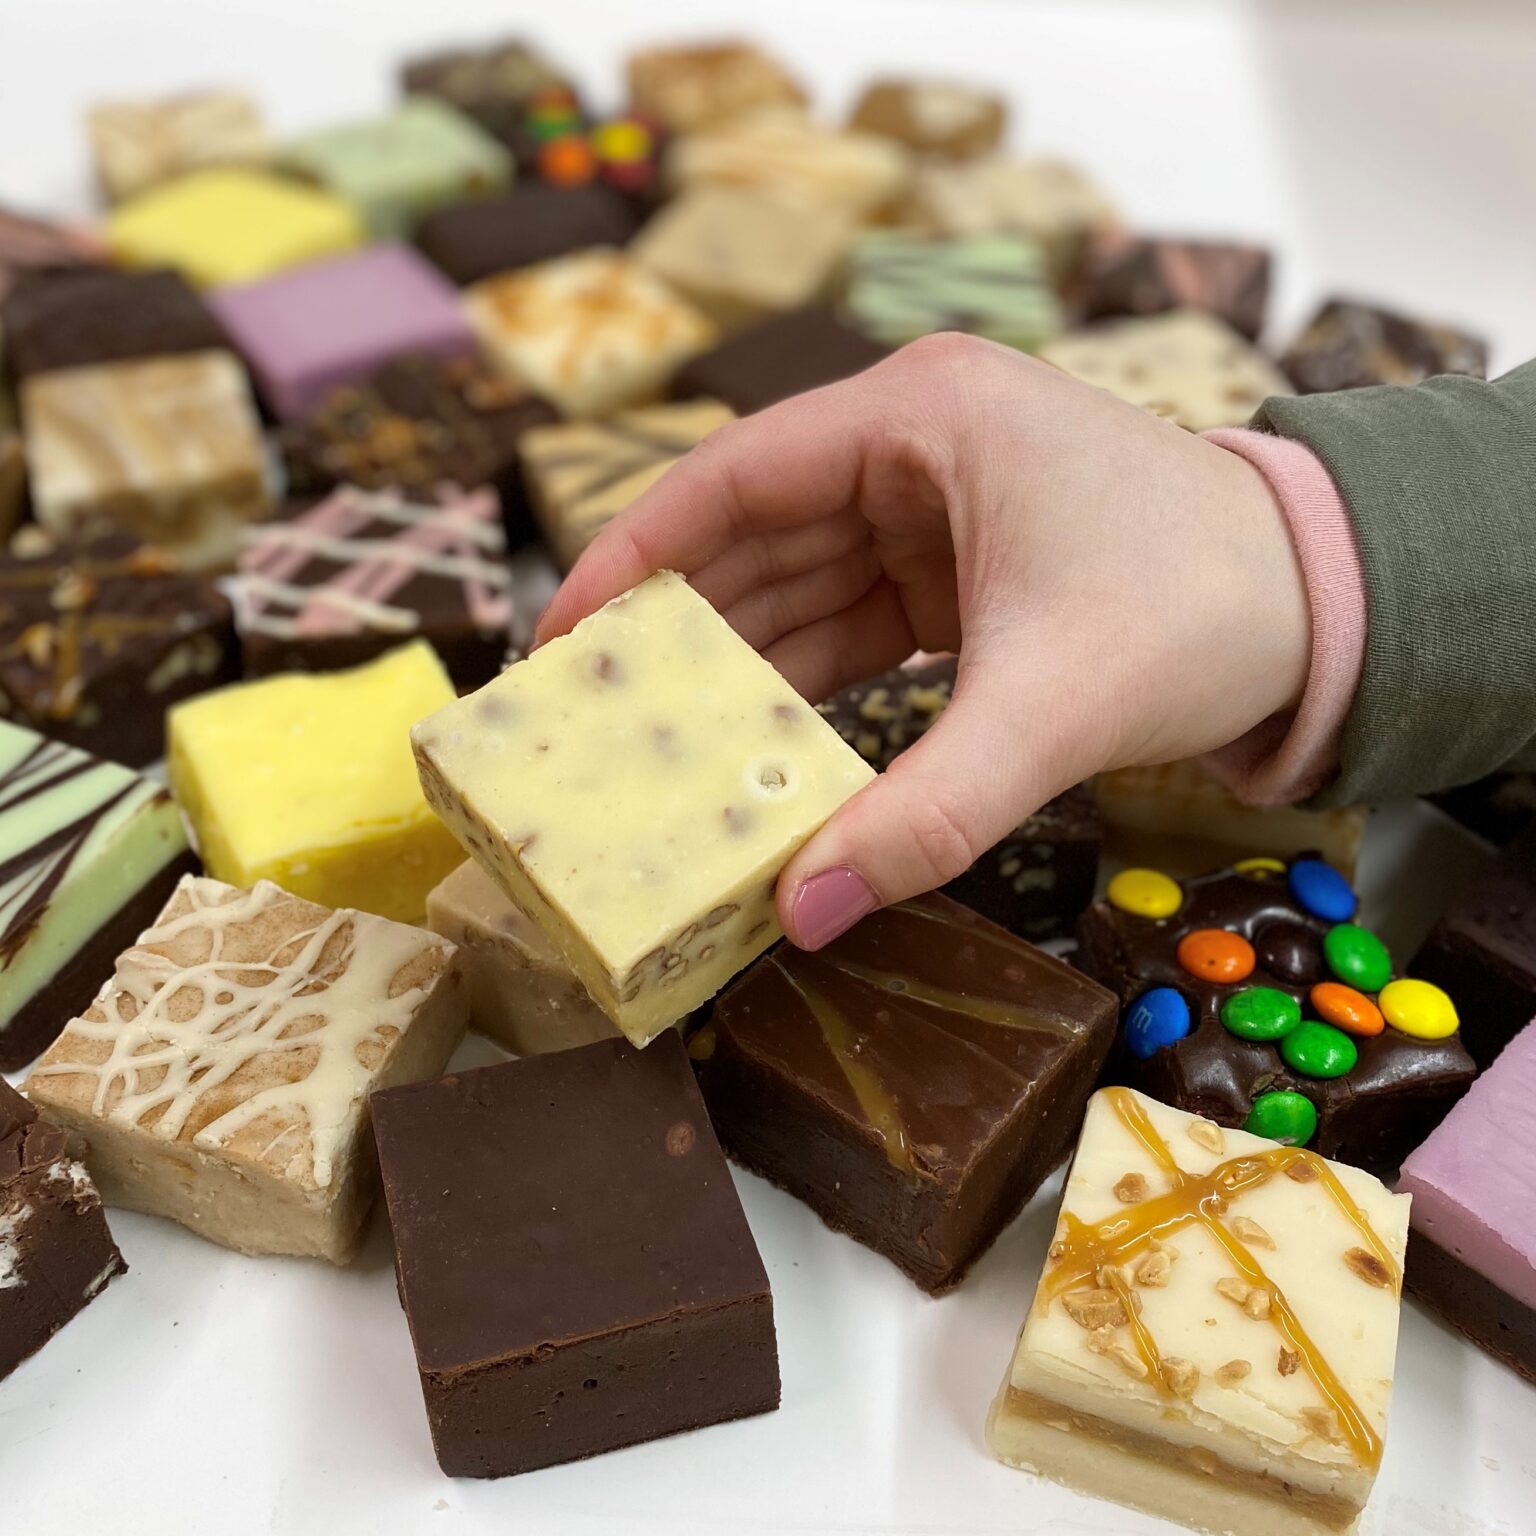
<box><xmin>412</xmin><ymin>571</ymin><xmax>875</xmax><ymax>1045</ymax></box>
<box><xmin>25</xmin><ymin>876</ymin><xmax>467</xmax><ymax>1264</ymax></box>
<box><xmin>426</xmin><ymin>858</ymin><xmax>617</xmax><ymax>1056</ymax></box>
<box><xmin>987</xmin><ymin>1087</ymin><xmax>1409</xmax><ymax>1536</ymax></box>
<box><xmin>463</xmin><ymin>249</ymin><xmax>717</xmax><ymax>419</ymax></box>
<box><xmin>1039</xmin><ymin>310</ymin><xmax>1293</xmax><ymax>433</ymax></box>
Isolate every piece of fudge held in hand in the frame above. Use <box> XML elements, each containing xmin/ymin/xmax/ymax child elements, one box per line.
<box><xmin>425</xmin><ymin>859</ymin><xmax>617</xmax><ymax>1056</ymax></box>
<box><xmin>1398</xmin><ymin>1021</ymin><xmax>1536</xmax><ymax>1386</ymax></box>
<box><xmin>374</xmin><ymin>1032</ymin><xmax>779</xmax><ymax>1476</ymax></box>
<box><xmin>817</xmin><ymin>657</ymin><xmax>1099</xmax><ymax>940</ymax></box>
<box><xmin>25</xmin><ymin>875</ymin><xmax>466</xmax><ymax>1264</ymax></box>
<box><xmin>987</xmin><ymin>1086</ymin><xmax>1409</xmax><ymax>1536</ymax></box>
<box><xmin>1077</xmin><ymin>854</ymin><xmax>1474</xmax><ymax>1173</ymax></box>
<box><xmin>0</xmin><ymin>721</ymin><xmax>197</xmax><ymax>1071</ymax></box>
<box><xmin>1</xmin><ymin>1079</ymin><xmax>126</xmax><ymax>1381</ymax></box>
<box><xmin>412</xmin><ymin>571</ymin><xmax>875</xmax><ymax>1045</ymax></box>
<box><xmin>693</xmin><ymin>893</ymin><xmax>1117</xmax><ymax>1293</ymax></box>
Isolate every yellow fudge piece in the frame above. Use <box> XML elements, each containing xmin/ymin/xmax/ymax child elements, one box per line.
<box><xmin>412</xmin><ymin>571</ymin><xmax>876</xmax><ymax>1045</ymax></box>
<box><xmin>107</xmin><ymin>167</ymin><xmax>363</xmax><ymax>287</ymax></box>
<box><xmin>168</xmin><ymin>640</ymin><xmax>463</xmax><ymax>922</ymax></box>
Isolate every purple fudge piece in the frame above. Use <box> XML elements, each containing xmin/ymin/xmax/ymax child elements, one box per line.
<box><xmin>1398</xmin><ymin>1021</ymin><xmax>1536</xmax><ymax>1383</ymax></box>
<box><xmin>211</xmin><ymin>245</ymin><xmax>476</xmax><ymax>421</ymax></box>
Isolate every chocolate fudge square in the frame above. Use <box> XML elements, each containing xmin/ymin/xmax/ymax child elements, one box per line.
<box><xmin>1281</xmin><ymin>297</ymin><xmax>1488</xmax><ymax>394</ymax></box>
<box><xmin>1078</xmin><ymin>232</ymin><xmax>1271</xmax><ymax>341</ymax></box>
<box><xmin>1</xmin><ymin>265</ymin><xmax>228</xmax><ymax>382</ymax></box>
<box><xmin>1412</xmin><ymin>822</ymin><xmax>1536</xmax><ymax>1070</ymax></box>
<box><xmin>1</xmin><ymin>1078</ymin><xmax>126</xmax><ymax>1381</ymax></box>
<box><xmin>373</xmin><ymin>1033</ymin><xmax>779</xmax><ymax>1477</ymax></box>
<box><xmin>695</xmin><ymin>893</ymin><xmax>1118</xmax><ymax>1293</ymax></box>
<box><xmin>673</xmin><ymin>308</ymin><xmax>890</xmax><ymax>416</ymax></box>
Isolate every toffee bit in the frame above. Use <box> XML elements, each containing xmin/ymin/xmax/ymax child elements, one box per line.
<box><xmin>1113</xmin><ymin>1172</ymin><xmax>1148</xmax><ymax>1204</ymax></box>
<box><xmin>1187</xmin><ymin>1118</ymin><xmax>1224</xmax><ymax>1155</ymax></box>
<box><xmin>1285</xmin><ymin>1157</ymin><xmax>1320</xmax><ymax>1184</ymax></box>
<box><xmin>1277</xmin><ymin>1347</ymin><xmax>1301</xmax><ymax>1378</ymax></box>
<box><xmin>1344</xmin><ymin>1246</ymin><xmax>1392</xmax><ymax>1288</ymax></box>
<box><xmin>1133</xmin><ymin>1250</ymin><xmax>1172</xmax><ymax>1288</ymax></box>
<box><xmin>1214</xmin><ymin>1359</ymin><xmax>1252</xmax><ymax>1388</ymax></box>
<box><xmin>1162</xmin><ymin>1357</ymin><xmax>1199</xmax><ymax>1399</ymax></box>
<box><xmin>1215</xmin><ymin>1276</ymin><xmax>1251</xmax><ymax>1307</ymax></box>
<box><xmin>1060</xmin><ymin>1287</ymin><xmax>1127</xmax><ymax>1331</ymax></box>
<box><xmin>1232</xmin><ymin>1216</ymin><xmax>1275</xmax><ymax>1250</ymax></box>
<box><xmin>1243</xmin><ymin>1288</ymin><xmax>1273</xmax><ymax>1321</ymax></box>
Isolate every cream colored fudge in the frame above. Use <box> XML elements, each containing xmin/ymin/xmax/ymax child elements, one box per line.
<box><xmin>464</xmin><ymin>249</ymin><xmax>717</xmax><ymax>419</ymax></box>
<box><xmin>987</xmin><ymin>1087</ymin><xmax>1409</xmax><ymax>1536</ymax></box>
<box><xmin>425</xmin><ymin>859</ymin><xmax>617</xmax><ymax>1056</ymax></box>
<box><xmin>25</xmin><ymin>876</ymin><xmax>467</xmax><ymax>1264</ymax></box>
<box><xmin>849</xmin><ymin>79</ymin><xmax>1007</xmax><ymax>160</ymax></box>
<box><xmin>627</xmin><ymin>41</ymin><xmax>807</xmax><ymax>133</ymax></box>
<box><xmin>412</xmin><ymin>571</ymin><xmax>875</xmax><ymax>1045</ymax></box>
<box><xmin>88</xmin><ymin>90</ymin><xmax>270</xmax><ymax>203</ymax></box>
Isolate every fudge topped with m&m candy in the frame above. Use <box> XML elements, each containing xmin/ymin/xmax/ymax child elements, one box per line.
<box><xmin>1076</xmin><ymin>853</ymin><xmax>1474</xmax><ymax>1172</ymax></box>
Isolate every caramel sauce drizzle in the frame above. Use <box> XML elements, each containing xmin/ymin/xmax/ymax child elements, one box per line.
<box><xmin>1042</xmin><ymin>1088</ymin><xmax>1397</xmax><ymax>1470</ymax></box>
<box><xmin>828</xmin><ymin>956</ymin><xmax>1081</xmax><ymax>1039</ymax></box>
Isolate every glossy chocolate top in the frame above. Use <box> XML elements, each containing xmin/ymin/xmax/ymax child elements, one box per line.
<box><xmin>0</xmin><ymin>1078</ymin><xmax>67</xmax><ymax>1186</ymax></box>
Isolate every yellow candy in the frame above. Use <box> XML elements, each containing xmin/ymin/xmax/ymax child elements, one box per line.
<box><xmin>1106</xmin><ymin>867</ymin><xmax>1182</xmax><ymax>920</ymax></box>
<box><xmin>1234</xmin><ymin>856</ymin><xmax>1286</xmax><ymax>876</ymax></box>
<box><xmin>1378</xmin><ymin>978</ymin><xmax>1460</xmax><ymax>1040</ymax></box>
<box><xmin>593</xmin><ymin>119</ymin><xmax>651</xmax><ymax>163</ymax></box>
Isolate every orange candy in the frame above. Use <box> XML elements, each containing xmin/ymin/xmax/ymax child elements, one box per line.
<box><xmin>1176</xmin><ymin>928</ymin><xmax>1255</xmax><ymax>985</ymax></box>
<box><xmin>538</xmin><ymin>135</ymin><xmax>598</xmax><ymax>187</ymax></box>
<box><xmin>1310</xmin><ymin>981</ymin><xmax>1385</xmax><ymax>1037</ymax></box>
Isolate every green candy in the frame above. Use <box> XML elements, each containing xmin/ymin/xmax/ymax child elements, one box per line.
<box><xmin>1280</xmin><ymin>1020</ymin><xmax>1358</xmax><ymax>1079</ymax></box>
<box><xmin>1244</xmin><ymin>1090</ymin><xmax>1318</xmax><ymax>1146</ymax></box>
<box><xmin>1323</xmin><ymin>924</ymin><xmax>1392</xmax><ymax>992</ymax></box>
<box><xmin>1220</xmin><ymin>986</ymin><xmax>1301</xmax><ymax>1042</ymax></box>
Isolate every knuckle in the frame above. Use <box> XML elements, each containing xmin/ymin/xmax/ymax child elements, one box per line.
<box><xmin>901</xmin><ymin>790</ymin><xmax>982</xmax><ymax>887</ymax></box>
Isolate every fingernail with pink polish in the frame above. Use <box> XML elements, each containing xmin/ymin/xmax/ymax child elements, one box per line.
<box><xmin>789</xmin><ymin>866</ymin><xmax>880</xmax><ymax>951</ymax></box>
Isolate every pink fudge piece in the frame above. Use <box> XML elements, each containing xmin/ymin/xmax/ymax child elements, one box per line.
<box><xmin>1398</xmin><ymin>1020</ymin><xmax>1536</xmax><ymax>1311</ymax></box>
<box><xmin>211</xmin><ymin>245</ymin><xmax>476</xmax><ymax>420</ymax></box>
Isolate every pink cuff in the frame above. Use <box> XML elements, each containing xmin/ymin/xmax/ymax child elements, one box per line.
<box><xmin>1198</xmin><ymin>428</ymin><xmax>1367</xmax><ymax>805</ymax></box>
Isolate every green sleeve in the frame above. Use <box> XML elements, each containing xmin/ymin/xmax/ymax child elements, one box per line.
<box><xmin>1251</xmin><ymin>360</ymin><xmax>1536</xmax><ymax>806</ymax></box>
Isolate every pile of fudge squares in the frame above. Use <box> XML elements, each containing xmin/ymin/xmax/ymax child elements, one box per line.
<box><xmin>0</xmin><ymin>32</ymin><xmax>1530</xmax><ymax>1536</ymax></box>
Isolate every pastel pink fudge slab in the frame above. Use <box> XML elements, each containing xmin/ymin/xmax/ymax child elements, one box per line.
<box><xmin>212</xmin><ymin>245</ymin><xmax>476</xmax><ymax>420</ymax></box>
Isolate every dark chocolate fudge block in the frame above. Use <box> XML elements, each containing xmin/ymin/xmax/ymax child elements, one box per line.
<box><xmin>1077</xmin><ymin>854</ymin><xmax>1476</xmax><ymax>1172</ymax></box>
<box><xmin>1427</xmin><ymin>771</ymin><xmax>1536</xmax><ymax>847</ymax></box>
<box><xmin>673</xmin><ymin>307</ymin><xmax>890</xmax><ymax>416</ymax></box>
<box><xmin>278</xmin><ymin>352</ymin><xmax>558</xmax><ymax>544</ymax></box>
<box><xmin>401</xmin><ymin>38</ymin><xmax>578</xmax><ymax>146</ymax></box>
<box><xmin>1</xmin><ymin>1078</ymin><xmax>126</xmax><ymax>1380</ymax></box>
<box><xmin>417</xmin><ymin>183</ymin><xmax>640</xmax><ymax>286</ymax></box>
<box><xmin>1412</xmin><ymin>822</ymin><xmax>1536</xmax><ymax>1070</ymax></box>
<box><xmin>1</xmin><ymin>266</ymin><xmax>229</xmax><ymax>382</ymax></box>
<box><xmin>234</xmin><ymin>484</ymin><xmax>514</xmax><ymax>689</ymax></box>
<box><xmin>373</xmin><ymin>1032</ymin><xmax>779</xmax><ymax>1478</ymax></box>
<box><xmin>817</xmin><ymin>658</ymin><xmax>1099</xmax><ymax>939</ymax></box>
<box><xmin>694</xmin><ymin>893</ymin><xmax>1118</xmax><ymax>1293</ymax></box>
<box><xmin>1280</xmin><ymin>297</ymin><xmax>1488</xmax><ymax>394</ymax></box>
<box><xmin>1078</xmin><ymin>233</ymin><xmax>1271</xmax><ymax>340</ymax></box>
<box><xmin>0</xmin><ymin>533</ymin><xmax>237</xmax><ymax>766</ymax></box>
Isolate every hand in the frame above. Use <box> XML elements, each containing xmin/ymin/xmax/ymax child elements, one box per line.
<box><xmin>536</xmin><ymin>334</ymin><xmax>1309</xmax><ymax>950</ymax></box>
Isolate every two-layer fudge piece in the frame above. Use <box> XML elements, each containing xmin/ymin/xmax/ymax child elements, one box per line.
<box><xmin>1281</xmin><ymin>298</ymin><xmax>1488</xmax><ymax>393</ymax></box>
<box><xmin>0</xmin><ymin>720</ymin><xmax>196</xmax><ymax>1070</ymax></box>
<box><xmin>413</xmin><ymin>571</ymin><xmax>875</xmax><ymax>1044</ymax></box>
<box><xmin>1411</xmin><ymin>821</ymin><xmax>1536</xmax><ymax>1069</ymax></box>
<box><xmin>375</xmin><ymin>1033</ymin><xmax>779</xmax><ymax>1476</ymax></box>
<box><xmin>518</xmin><ymin>399</ymin><xmax>734</xmax><ymax>568</ymax></box>
<box><xmin>0</xmin><ymin>533</ymin><xmax>237</xmax><ymax>764</ymax></box>
<box><xmin>1399</xmin><ymin>1022</ymin><xmax>1536</xmax><ymax>1385</ymax></box>
<box><xmin>1080</xmin><ymin>233</ymin><xmax>1272</xmax><ymax>340</ymax></box>
<box><xmin>425</xmin><ymin>859</ymin><xmax>616</xmax><ymax>1055</ymax></box>
<box><xmin>26</xmin><ymin>875</ymin><xmax>466</xmax><ymax>1263</ymax></box>
<box><xmin>844</xmin><ymin>231</ymin><xmax>1062</xmax><ymax>352</ymax></box>
<box><xmin>211</xmin><ymin>245</ymin><xmax>477</xmax><ymax>420</ymax></box>
<box><xmin>0</xmin><ymin>206</ymin><xmax>103</xmax><ymax>307</ymax></box>
<box><xmin>848</xmin><ymin>78</ymin><xmax>1007</xmax><ymax>159</ymax></box>
<box><xmin>673</xmin><ymin>308</ymin><xmax>890</xmax><ymax>416</ymax></box>
<box><xmin>86</xmin><ymin>90</ymin><xmax>270</xmax><ymax>203</ymax></box>
<box><xmin>402</xmin><ymin>37</ymin><xmax>577</xmax><ymax>144</ymax></box>
<box><xmin>817</xmin><ymin>659</ymin><xmax>1099</xmax><ymax>940</ymax></box>
<box><xmin>466</xmin><ymin>249</ymin><xmax>716</xmax><ymax>418</ymax></box>
<box><xmin>626</xmin><ymin>40</ymin><xmax>806</xmax><ymax>132</ymax></box>
<box><xmin>695</xmin><ymin>893</ymin><xmax>1117</xmax><ymax>1292</ymax></box>
<box><xmin>1</xmin><ymin>1079</ymin><xmax>126</xmax><ymax>1381</ymax></box>
<box><xmin>988</xmin><ymin>1087</ymin><xmax>1410</xmax><ymax>1536</ymax></box>
<box><xmin>234</xmin><ymin>485</ymin><xmax>513</xmax><ymax>688</ymax></box>
<box><xmin>1039</xmin><ymin>311</ymin><xmax>1293</xmax><ymax>432</ymax></box>
<box><xmin>1077</xmin><ymin>855</ymin><xmax>1475</xmax><ymax>1171</ymax></box>
<box><xmin>169</xmin><ymin>640</ymin><xmax>464</xmax><ymax>923</ymax></box>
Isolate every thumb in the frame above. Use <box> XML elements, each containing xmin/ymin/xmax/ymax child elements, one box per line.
<box><xmin>778</xmin><ymin>662</ymin><xmax>1073</xmax><ymax>949</ymax></box>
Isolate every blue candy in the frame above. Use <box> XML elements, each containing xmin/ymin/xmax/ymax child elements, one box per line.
<box><xmin>1287</xmin><ymin>857</ymin><xmax>1358</xmax><ymax>924</ymax></box>
<box><xmin>1124</xmin><ymin>987</ymin><xmax>1192</xmax><ymax>1060</ymax></box>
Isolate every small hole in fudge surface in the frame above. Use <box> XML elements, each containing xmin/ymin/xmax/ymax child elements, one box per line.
<box><xmin>745</xmin><ymin>756</ymin><xmax>798</xmax><ymax>799</ymax></box>
<box><xmin>583</xmin><ymin>1378</ymin><xmax>598</xmax><ymax>1390</ymax></box>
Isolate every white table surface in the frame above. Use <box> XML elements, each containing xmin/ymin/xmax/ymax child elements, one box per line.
<box><xmin>4</xmin><ymin>3</ymin><xmax>1535</xmax><ymax>1533</ymax></box>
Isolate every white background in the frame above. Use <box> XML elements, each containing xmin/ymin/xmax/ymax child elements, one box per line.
<box><xmin>3</xmin><ymin>2</ymin><xmax>1536</xmax><ymax>1534</ymax></box>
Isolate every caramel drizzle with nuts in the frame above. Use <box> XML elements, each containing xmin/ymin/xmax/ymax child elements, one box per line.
<box><xmin>1043</xmin><ymin>1088</ymin><xmax>1398</xmax><ymax>1469</ymax></box>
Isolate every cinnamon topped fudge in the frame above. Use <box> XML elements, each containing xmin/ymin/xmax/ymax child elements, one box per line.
<box><xmin>26</xmin><ymin>875</ymin><xmax>467</xmax><ymax>1263</ymax></box>
<box><xmin>988</xmin><ymin>1087</ymin><xmax>1410</xmax><ymax>1536</ymax></box>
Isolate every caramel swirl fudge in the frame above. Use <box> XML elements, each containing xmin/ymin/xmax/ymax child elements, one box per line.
<box><xmin>412</xmin><ymin>571</ymin><xmax>875</xmax><ymax>1045</ymax></box>
<box><xmin>25</xmin><ymin>876</ymin><xmax>466</xmax><ymax>1264</ymax></box>
<box><xmin>987</xmin><ymin>1087</ymin><xmax>1409</xmax><ymax>1536</ymax></box>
